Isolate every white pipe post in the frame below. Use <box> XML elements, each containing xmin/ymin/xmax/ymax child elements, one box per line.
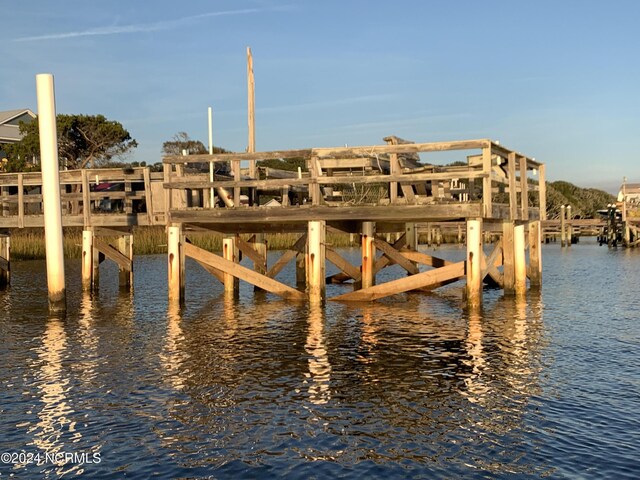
<box><xmin>36</xmin><ymin>73</ymin><xmax>66</xmax><ymax>312</ymax></box>
<box><xmin>208</xmin><ymin>106</ymin><xmax>215</xmax><ymax>207</ymax></box>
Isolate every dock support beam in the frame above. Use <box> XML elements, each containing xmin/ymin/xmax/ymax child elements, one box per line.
<box><xmin>0</xmin><ymin>233</ymin><xmax>9</xmax><ymax>288</ymax></box>
<box><xmin>514</xmin><ymin>224</ymin><xmax>527</xmax><ymax>296</ymax></box>
<box><xmin>307</xmin><ymin>220</ymin><xmax>326</xmax><ymax>303</ymax></box>
<box><xmin>528</xmin><ymin>221</ymin><xmax>542</xmax><ymax>289</ymax></box>
<box><xmin>36</xmin><ymin>73</ymin><xmax>66</xmax><ymax>313</ymax></box>
<box><xmin>466</xmin><ymin>218</ymin><xmax>482</xmax><ymax>308</ymax></box>
<box><xmin>168</xmin><ymin>225</ymin><xmax>184</xmax><ymax>304</ymax></box>
<box><xmin>361</xmin><ymin>222</ymin><xmax>376</xmax><ymax>289</ymax></box>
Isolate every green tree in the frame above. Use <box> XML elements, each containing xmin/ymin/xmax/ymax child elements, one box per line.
<box><xmin>2</xmin><ymin>114</ymin><xmax>137</xmax><ymax>170</ymax></box>
<box><xmin>162</xmin><ymin>132</ymin><xmax>228</xmax><ymax>156</ymax></box>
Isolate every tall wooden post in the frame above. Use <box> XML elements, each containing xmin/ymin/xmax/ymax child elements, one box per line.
<box><xmin>36</xmin><ymin>73</ymin><xmax>66</xmax><ymax>313</ymax></box>
<box><xmin>82</xmin><ymin>229</ymin><xmax>93</xmax><ymax>291</ymax></box>
<box><xmin>223</xmin><ymin>235</ymin><xmax>239</xmax><ymax>294</ymax></box>
<box><xmin>361</xmin><ymin>222</ymin><xmax>376</xmax><ymax>289</ymax></box>
<box><xmin>247</xmin><ymin>46</ymin><xmax>256</xmax><ymax>180</ymax></box>
<box><xmin>502</xmin><ymin>221</ymin><xmax>515</xmax><ymax>295</ymax></box>
<box><xmin>118</xmin><ymin>233</ymin><xmax>133</xmax><ymax>290</ymax></box>
<box><xmin>168</xmin><ymin>225</ymin><xmax>184</xmax><ymax>304</ymax></box>
<box><xmin>566</xmin><ymin>205</ymin><xmax>572</xmax><ymax>247</ymax></box>
<box><xmin>307</xmin><ymin>220</ymin><xmax>326</xmax><ymax>304</ymax></box>
<box><xmin>0</xmin><ymin>234</ymin><xmax>9</xmax><ymax>288</ymax></box>
<box><xmin>514</xmin><ymin>224</ymin><xmax>527</xmax><ymax>296</ymax></box>
<box><xmin>560</xmin><ymin>205</ymin><xmax>566</xmax><ymax>247</ymax></box>
<box><xmin>466</xmin><ymin>218</ymin><xmax>482</xmax><ymax>308</ymax></box>
<box><xmin>528</xmin><ymin>221</ymin><xmax>542</xmax><ymax>289</ymax></box>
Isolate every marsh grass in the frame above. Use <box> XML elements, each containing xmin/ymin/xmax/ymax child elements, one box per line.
<box><xmin>9</xmin><ymin>227</ymin><xmax>356</xmax><ymax>260</ymax></box>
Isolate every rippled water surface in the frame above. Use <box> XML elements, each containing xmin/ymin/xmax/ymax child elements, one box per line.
<box><xmin>1</xmin><ymin>239</ymin><xmax>639</xmax><ymax>478</ymax></box>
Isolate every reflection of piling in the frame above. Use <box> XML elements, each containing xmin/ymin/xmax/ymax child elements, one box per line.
<box><xmin>36</xmin><ymin>73</ymin><xmax>66</xmax><ymax>313</ymax></box>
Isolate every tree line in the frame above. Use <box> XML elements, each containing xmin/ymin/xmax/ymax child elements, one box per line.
<box><xmin>0</xmin><ymin>114</ymin><xmax>225</xmax><ymax>173</ymax></box>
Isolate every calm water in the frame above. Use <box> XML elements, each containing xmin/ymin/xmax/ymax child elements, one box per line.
<box><xmin>0</xmin><ymin>239</ymin><xmax>638</xmax><ymax>479</ymax></box>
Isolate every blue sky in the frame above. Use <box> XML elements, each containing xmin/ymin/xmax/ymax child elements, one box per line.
<box><xmin>2</xmin><ymin>0</ymin><xmax>639</xmax><ymax>192</ymax></box>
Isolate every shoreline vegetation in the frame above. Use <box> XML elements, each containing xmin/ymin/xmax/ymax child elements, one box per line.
<box><xmin>9</xmin><ymin>227</ymin><xmax>361</xmax><ymax>260</ymax></box>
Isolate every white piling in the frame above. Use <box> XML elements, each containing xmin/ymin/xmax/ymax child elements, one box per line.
<box><xmin>36</xmin><ymin>73</ymin><xmax>66</xmax><ymax>312</ymax></box>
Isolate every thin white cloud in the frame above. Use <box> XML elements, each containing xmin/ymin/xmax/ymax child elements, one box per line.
<box><xmin>258</xmin><ymin>94</ymin><xmax>401</xmax><ymax>114</ymax></box>
<box><xmin>14</xmin><ymin>7</ymin><xmax>274</xmax><ymax>42</ymax></box>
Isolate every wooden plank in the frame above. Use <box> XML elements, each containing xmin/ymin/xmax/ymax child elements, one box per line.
<box><xmin>163</xmin><ymin>149</ymin><xmax>313</xmax><ymax>164</ymax></box>
<box><xmin>169</xmin><ymin>203</ymin><xmax>484</xmax><ymax>225</ymax></box>
<box><xmin>314</xmin><ymin>139</ymin><xmax>490</xmax><ymax>158</ymax></box>
<box><xmin>373</xmin><ymin>238</ymin><xmax>419</xmax><ymax>274</ymax></box>
<box><xmin>399</xmin><ymin>250</ymin><xmax>452</xmax><ymax>268</ymax></box>
<box><xmin>183</xmin><ymin>241</ymin><xmax>224</xmax><ymax>283</ymax></box>
<box><xmin>326</xmin><ymin>246</ymin><xmax>361</xmax><ymax>281</ymax></box>
<box><xmin>93</xmin><ymin>237</ymin><xmax>132</xmax><ymax>270</ymax></box>
<box><xmin>373</xmin><ymin>233</ymin><xmax>406</xmax><ymax>274</ymax></box>
<box><xmin>331</xmin><ymin>261</ymin><xmax>465</xmax><ymax>302</ymax></box>
<box><xmin>481</xmin><ymin>239</ymin><xmax>504</xmax><ymax>287</ymax></box>
<box><xmin>266</xmin><ymin>233</ymin><xmax>307</xmax><ymax>278</ymax></box>
<box><xmin>184</xmin><ymin>238</ymin><xmax>305</xmax><ymax>300</ymax></box>
<box><xmin>235</xmin><ymin>235</ymin><xmax>267</xmax><ymax>271</ymax></box>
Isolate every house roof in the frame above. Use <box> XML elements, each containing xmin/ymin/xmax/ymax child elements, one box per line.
<box><xmin>0</xmin><ymin>109</ymin><xmax>36</xmax><ymax>143</ymax></box>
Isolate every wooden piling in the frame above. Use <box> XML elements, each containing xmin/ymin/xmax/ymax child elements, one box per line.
<box><xmin>36</xmin><ymin>73</ymin><xmax>66</xmax><ymax>312</ymax></box>
<box><xmin>307</xmin><ymin>220</ymin><xmax>326</xmax><ymax>303</ymax></box>
<box><xmin>168</xmin><ymin>225</ymin><xmax>184</xmax><ymax>303</ymax></box>
<box><xmin>466</xmin><ymin>218</ymin><xmax>482</xmax><ymax>308</ymax></box>
<box><xmin>82</xmin><ymin>229</ymin><xmax>93</xmax><ymax>291</ymax></box>
<box><xmin>528</xmin><ymin>221</ymin><xmax>542</xmax><ymax>289</ymax></box>
<box><xmin>118</xmin><ymin>233</ymin><xmax>133</xmax><ymax>290</ymax></box>
<box><xmin>514</xmin><ymin>224</ymin><xmax>527</xmax><ymax>296</ymax></box>
<box><xmin>502</xmin><ymin>221</ymin><xmax>515</xmax><ymax>295</ymax></box>
<box><xmin>0</xmin><ymin>234</ymin><xmax>9</xmax><ymax>287</ymax></box>
<box><xmin>223</xmin><ymin>235</ymin><xmax>239</xmax><ymax>294</ymax></box>
<box><xmin>361</xmin><ymin>222</ymin><xmax>376</xmax><ymax>289</ymax></box>
<box><xmin>405</xmin><ymin>223</ymin><xmax>417</xmax><ymax>250</ymax></box>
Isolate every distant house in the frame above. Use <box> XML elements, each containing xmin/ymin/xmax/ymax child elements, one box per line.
<box><xmin>619</xmin><ymin>183</ymin><xmax>640</xmax><ymax>206</ymax></box>
<box><xmin>0</xmin><ymin>109</ymin><xmax>36</xmax><ymax>144</ymax></box>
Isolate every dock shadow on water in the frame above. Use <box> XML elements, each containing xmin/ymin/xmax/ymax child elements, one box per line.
<box><xmin>1</xmin><ymin>242</ymin><xmax>639</xmax><ymax>478</ymax></box>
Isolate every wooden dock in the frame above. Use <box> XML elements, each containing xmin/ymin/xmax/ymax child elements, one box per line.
<box><xmin>0</xmin><ymin>137</ymin><xmax>546</xmax><ymax>307</ymax></box>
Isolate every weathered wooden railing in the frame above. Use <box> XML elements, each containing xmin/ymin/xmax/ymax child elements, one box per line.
<box><xmin>162</xmin><ymin>138</ymin><xmax>546</xmax><ymax>223</ymax></box>
<box><xmin>0</xmin><ymin>167</ymin><xmax>165</xmax><ymax>229</ymax></box>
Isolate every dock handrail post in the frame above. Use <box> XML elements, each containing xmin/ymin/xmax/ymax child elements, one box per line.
<box><xmin>36</xmin><ymin>73</ymin><xmax>66</xmax><ymax>313</ymax></box>
<box><xmin>307</xmin><ymin>220</ymin><xmax>326</xmax><ymax>304</ymax></box>
<box><xmin>361</xmin><ymin>222</ymin><xmax>376</xmax><ymax>289</ymax></box>
<box><xmin>465</xmin><ymin>218</ymin><xmax>482</xmax><ymax>308</ymax></box>
<box><xmin>482</xmin><ymin>146</ymin><xmax>492</xmax><ymax>217</ymax></box>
